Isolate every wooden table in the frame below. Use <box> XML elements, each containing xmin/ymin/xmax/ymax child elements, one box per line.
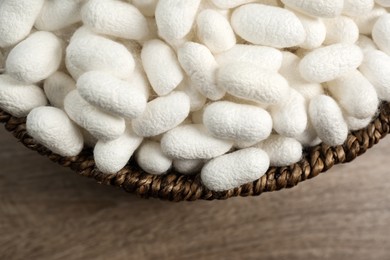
<box><xmin>1</xmin><ymin>126</ymin><xmax>390</xmax><ymax>260</ymax></box>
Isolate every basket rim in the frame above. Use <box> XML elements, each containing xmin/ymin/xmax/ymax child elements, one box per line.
<box><xmin>1</xmin><ymin>102</ymin><xmax>389</xmax><ymax>201</ymax></box>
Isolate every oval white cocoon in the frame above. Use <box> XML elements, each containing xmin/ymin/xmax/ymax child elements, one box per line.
<box><xmin>35</xmin><ymin>0</ymin><xmax>83</xmax><ymax>31</ymax></box>
<box><xmin>141</xmin><ymin>39</ymin><xmax>184</xmax><ymax>96</ymax></box>
<box><xmin>196</xmin><ymin>9</ymin><xmax>236</xmax><ymax>53</ymax></box>
<box><xmin>359</xmin><ymin>50</ymin><xmax>390</xmax><ymax>101</ymax></box>
<box><xmin>343</xmin><ymin>0</ymin><xmax>374</xmax><ymax>17</ymax></box>
<box><xmin>352</xmin><ymin>5</ymin><xmax>387</xmax><ymax>35</ymax></box>
<box><xmin>66</xmin><ymin>28</ymin><xmax>135</xmax><ymax>80</ymax></box>
<box><xmin>94</xmin><ymin>126</ymin><xmax>143</xmax><ymax>174</ymax></box>
<box><xmin>215</xmin><ymin>44</ymin><xmax>283</xmax><ymax>71</ymax></box>
<box><xmin>309</xmin><ymin>95</ymin><xmax>348</xmax><ymax>146</ymax></box>
<box><xmin>201</xmin><ymin>148</ymin><xmax>270</xmax><ymax>191</ymax></box>
<box><xmin>64</xmin><ymin>90</ymin><xmax>126</xmax><ymax>141</ymax></box>
<box><xmin>294</xmin><ymin>11</ymin><xmax>326</xmax><ymax>49</ymax></box>
<box><xmin>6</xmin><ymin>31</ymin><xmax>63</xmax><ymax>84</ymax></box>
<box><xmin>356</xmin><ymin>35</ymin><xmax>378</xmax><ymax>52</ymax></box>
<box><xmin>26</xmin><ymin>107</ymin><xmax>84</xmax><ymax>157</ymax></box>
<box><xmin>44</xmin><ymin>72</ymin><xmax>76</xmax><ymax>109</ymax></box>
<box><xmin>231</xmin><ymin>4</ymin><xmax>306</xmax><ymax>48</ymax></box>
<box><xmin>256</xmin><ymin>135</ymin><xmax>303</xmax><ymax>167</ymax></box>
<box><xmin>132</xmin><ymin>91</ymin><xmax>190</xmax><ymax>137</ymax></box>
<box><xmin>178</xmin><ymin>42</ymin><xmax>225</xmax><ymax>100</ymax></box>
<box><xmin>203</xmin><ymin>101</ymin><xmax>273</xmax><ymax>143</ymax></box>
<box><xmin>218</xmin><ymin>62</ymin><xmax>290</xmax><ymax>104</ymax></box>
<box><xmin>0</xmin><ymin>0</ymin><xmax>44</xmax><ymax>47</ymax></box>
<box><xmin>372</xmin><ymin>13</ymin><xmax>390</xmax><ymax>55</ymax></box>
<box><xmin>173</xmin><ymin>159</ymin><xmax>204</xmax><ymax>175</ymax></box>
<box><xmin>345</xmin><ymin>115</ymin><xmax>373</xmax><ymax>131</ymax></box>
<box><xmin>269</xmin><ymin>89</ymin><xmax>308</xmax><ymax>138</ymax></box>
<box><xmin>327</xmin><ymin>70</ymin><xmax>379</xmax><ymax>119</ymax></box>
<box><xmin>323</xmin><ymin>16</ymin><xmax>359</xmax><ymax>45</ymax></box>
<box><xmin>155</xmin><ymin>0</ymin><xmax>201</xmax><ymax>41</ymax></box>
<box><xmin>77</xmin><ymin>71</ymin><xmax>147</xmax><ymax>120</ymax></box>
<box><xmin>136</xmin><ymin>141</ymin><xmax>172</xmax><ymax>175</ymax></box>
<box><xmin>299</xmin><ymin>43</ymin><xmax>363</xmax><ymax>83</ymax></box>
<box><xmin>279</xmin><ymin>52</ymin><xmax>324</xmax><ymax>100</ymax></box>
<box><xmin>82</xmin><ymin>0</ymin><xmax>149</xmax><ymax>40</ymax></box>
<box><xmin>0</xmin><ymin>75</ymin><xmax>47</xmax><ymax>117</ymax></box>
<box><xmin>161</xmin><ymin>124</ymin><xmax>234</xmax><ymax>160</ymax></box>
<box><xmin>281</xmin><ymin>0</ymin><xmax>344</xmax><ymax>18</ymax></box>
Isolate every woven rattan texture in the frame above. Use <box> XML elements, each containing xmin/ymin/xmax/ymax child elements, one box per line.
<box><xmin>1</xmin><ymin>102</ymin><xmax>389</xmax><ymax>201</ymax></box>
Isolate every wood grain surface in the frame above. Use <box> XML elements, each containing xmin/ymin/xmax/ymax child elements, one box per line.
<box><xmin>1</xmin><ymin>126</ymin><xmax>390</xmax><ymax>260</ymax></box>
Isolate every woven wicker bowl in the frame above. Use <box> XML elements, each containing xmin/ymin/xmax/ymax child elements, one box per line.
<box><xmin>1</xmin><ymin>101</ymin><xmax>389</xmax><ymax>201</ymax></box>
